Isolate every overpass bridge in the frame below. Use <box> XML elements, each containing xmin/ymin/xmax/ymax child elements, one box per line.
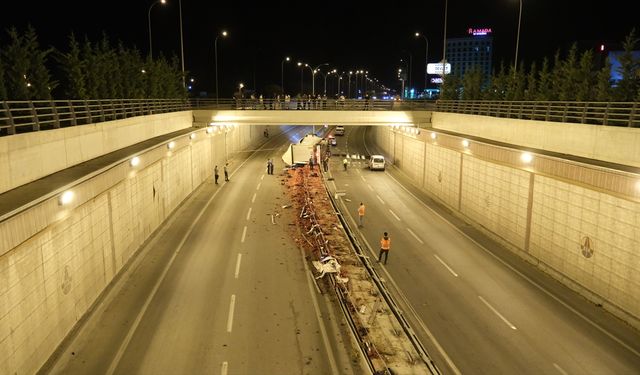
<box><xmin>1</xmin><ymin>99</ymin><xmax>640</xmax><ymax>374</ymax></box>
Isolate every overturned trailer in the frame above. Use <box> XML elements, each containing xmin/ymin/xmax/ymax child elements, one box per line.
<box><xmin>281</xmin><ymin>133</ymin><xmax>324</xmax><ymax>166</ymax></box>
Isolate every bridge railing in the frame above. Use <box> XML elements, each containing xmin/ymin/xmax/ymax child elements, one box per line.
<box><xmin>0</xmin><ymin>98</ymin><xmax>191</xmax><ymax>136</ymax></box>
<box><xmin>2</xmin><ymin>98</ymin><xmax>638</xmax><ymax>136</ymax></box>
<box><xmin>435</xmin><ymin>100</ymin><xmax>640</xmax><ymax>127</ymax></box>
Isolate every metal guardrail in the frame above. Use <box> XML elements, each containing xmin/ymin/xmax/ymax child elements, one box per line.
<box><xmin>0</xmin><ymin>99</ymin><xmax>191</xmax><ymax>136</ymax></box>
<box><xmin>436</xmin><ymin>100</ymin><xmax>640</xmax><ymax>127</ymax></box>
<box><xmin>2</xmin><ymin>98</ymin><xmax>638</xmax><ymax>136</ymax></box>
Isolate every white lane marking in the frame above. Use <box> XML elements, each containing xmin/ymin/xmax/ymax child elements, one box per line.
<box><xmin>298</xmin><ymin>247</ymin><xmax>340</xmax><ymax>374</ymax></box>
<box><xmin>261</xmin><ymin>174</ymin><xmax>265</xmax><ymax>180</ymax></box>
<box><xmin>246</xmin><ymin>207</ymin><xmax>252</xmax><ymax>221</ymax></box>
<box><xmin>251</xmin><ymin>193</ymin><xmax>256</xmax><ymax>203</ymax></box>
<box><xmin>241</xmin><ymin>226</ymin><xmax>247</xmax><ymax>243</ymax></box>
<box><xmin>234</xmin><ymin>254</ymin><xmax>242</xmax><ymax>279</ymax></box>
<box><xmin>478</xmin><ymin>295</ymin><xmax>517</xmax><ymax>330</ymax></box>
<box><xmin>256</xmin><ymin>182</ymin><xmax>262</xmax><ymax>190</ymax></box>
<box><xmin>227</xmin><ymin>295</ymin><xmax>236</xmax><ymax>332</ymax></box>
<box><xmin>221</xmin><ymin>361</ymin><xmax>228</xmax><ymax>375</ymax></box>
<box><xmin>385</xmin><ymin>171</ymin><xmax>640</xmax><ymax>358</ymax></box>
<box><xmin>360</xmin><ymin>175</ymin><xmax>366</xmax><ymax>182</ymax></box>
<box><xmin>434</xmin><ymin>254</ymin><xmax>458</xmax><ymax>277</ymax></box>
<box><xmin>388</xmin><ymin>209</ymin><xmax>401</xmax><ymax>221</ymax></box>
<box><xmin>367</xmin><ymin>184</ymin><xmax>373</xmax><ymax>191</ymax></box>
<box><xmin>376</xmin><ymin>195</ymin><xmax>385</xmax><ymax>205</ymax></box>
<box><xmin>406</xmin><ymin>228</ymin><xmax>424</xmax><ymax>244</ymax></box>
<box><xmin>553</xmin><ymin>363</ymin><xmax>569</xmax><ymax>375</ymax></box>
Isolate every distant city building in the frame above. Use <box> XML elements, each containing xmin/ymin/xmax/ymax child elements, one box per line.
<box><xmin>445</xmin><ymin>28</ymin><xmax>493</xmax><ymax>79</ymax></box>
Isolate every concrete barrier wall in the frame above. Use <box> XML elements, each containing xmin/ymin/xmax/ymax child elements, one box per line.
<box><xmin>0</xmin><ymin>122</ymin><xmax>275</xmax><ymax>374</ymax></box>
<box><xmin>431</xmin><ymin>112</ymin><xmax>640</xmax><ymax>168</ymax></box>
<box><xmin>0</xmin><ymin>111</ymin><xmax>193</xmax><ymax>195</ymax></box>
<box><xmin>372</xmin><ymin>126</ymin><xmax>640</xmax><ymax>329</ymax></box>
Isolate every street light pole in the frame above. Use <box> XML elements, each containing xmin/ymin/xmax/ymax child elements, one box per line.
<box><xmin>415</xmin><ymin>32</ymin><xmax>429</xmax><ymax>92</ymax></box>
<box><xmin>311</xmin><ymin>63</ymin><xmax>329</xmax><ymax>96</ymax></box>
<box><xmin>442</xmin><ymin>0</ymin><xmax>448</xmax><ymax>81</ymax></box>
<box><xmin>281</xmin><ymin>56</ymin><xmax>290</xmax><ymax>94</ymax></box>
<box><xmin>514</xmin><ymin>0</ymin><xmax>523</xmax><ymax>77</ymax></box>
<box><xmin>214</xmin><ymin>30</ymin><xmax>228</xmax><ymax>105</ymax></box>
<box><xmin>179</xmin><ymin>0</ymin><xmax>185</xmax><ymax>88</ymax></box>
<box><xmin>147</xmin><ymin>0</ymin><xmax>166</xmax><ymax>59</ymax></box>
<box><xmin>348</xmin><ymin>71</ymin><xmax>353</xmax><ymax>98</ymax></box>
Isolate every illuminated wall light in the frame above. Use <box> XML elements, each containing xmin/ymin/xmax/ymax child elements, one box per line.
<box><xmin>167</xmin><ymin>141</ymin><xmax>176</xmax><ymax>149</ymax></box>
<box><xmin>59</xmin><ymin>190</ymin><xmax>74</xmax><ymax>206</ymax></box>
<box><xmin>462</xmin><ymin>139</ymin><xmax>470</xmax><ymax>148</ymax></box>
<box><xmin>206</xmin><ymin>126</ymin><xmax>214</xmax><ymax>134</ymax></box>
<box><xmin>430</xmin><ymin>132</ymin><xmax>437</xmax><ymax>140</ymax></box>
<box><xmin>130</xmin><ymin>156</ymin><xmax>140</xmax><ymax>167</ymax></box>
<box><xmin>520</xmin><ymin>152</ymin><xmax>533</xmax><ymax>164</ymax></box>
<box><xmin>189</xmin><ymin>133</ymin><xmax>196</xmax><ymax>140</ymax></box>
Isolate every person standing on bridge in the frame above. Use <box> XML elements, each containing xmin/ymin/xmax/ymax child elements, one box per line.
<box><xmin>214</xmin><ymin>165</ymin><xmax>219</xmax><ymax>184</ymax></box>
<box><xmin>358</xmin><ymin>202</ymin><xmax>365</xmax><ymax>227</ymax></box>
<box><xmin>378</xmin><ymin>232</ymin><xmax>391</xmax><ymax>265</ymax></box>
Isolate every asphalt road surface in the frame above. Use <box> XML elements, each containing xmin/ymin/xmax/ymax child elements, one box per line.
<box><xmin>46</xmin><ymin>126</ymin><xmax>363</xmax><ymax>375</ymax></box>
<box><xmin>325</xmin><ymin>125</ymin><xmax>640</xmax><ymax>375</ymax></box>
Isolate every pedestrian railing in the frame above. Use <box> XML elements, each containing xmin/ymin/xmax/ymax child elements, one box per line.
<box><xmin>435</xmin><ymin>100</ymin><xmax>640</xmax><ymax>127</ymax></box>
<box><xmin>2</xmin><ymin>98</ymin><xmax>638</xmax><ymax>137</ymax></box>
<box><xmin>0</xmin><ymin>98</ymin><xmax>191</xmax><ymax>136</ymax></box>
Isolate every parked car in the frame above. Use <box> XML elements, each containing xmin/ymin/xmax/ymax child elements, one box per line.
<box><xmin>334</xmin><ymin>126</ymin><xmax>345</xmax><ymax>135</ymax></box>
<box><xmin>368</xmin><ymin>155</ymin><xmax>386</xmax><ymax>171</ymax></box>
<box><xmin>328</xmin><ymin>136</ymin><xmax>337</xmax><ymax>146</ymax></box>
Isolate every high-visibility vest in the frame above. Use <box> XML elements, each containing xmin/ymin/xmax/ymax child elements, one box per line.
<box><xmin>358</xmin><ymin>205</ymin><xmax>365</xmax><ymax>216</ymax></box>
<box><xmin>380</xmin><ymin>237</ymin><xmax>390</xmax><ymax>250</ymax></box>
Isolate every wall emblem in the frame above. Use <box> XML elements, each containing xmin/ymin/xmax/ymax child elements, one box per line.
<box><xmin>580</xmin><ymin>236</ymin><xmax>594</xmax><ymax>258</ymax></box>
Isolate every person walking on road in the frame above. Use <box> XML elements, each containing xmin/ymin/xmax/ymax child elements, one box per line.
<box><xmin>378</xmin><ymin>232</ymin><xmax>391</xmax><ymax>264</ymax></box>
<box><xmin>214</xmin><ymin>165</ymin><xmax>219</xmax><ymax>184</ymax></box>
<box><xmin>358</xmin><ymin>202</ymin><xmax>365</xmax><ymax>227</ymax></box>
<box><xmin>224</xmin><ymin>163</ymin><xmax>229</xmax><ymax>181</ymax></box>
<box><xmin>267</xmin><ymin>159</ymin><xmax>274</xmax><ymax>175</ymax></box>
<box><xmin>343</xmin><ymin>158</ymin><xmax>348</xmax><ymax>171</ymax></box>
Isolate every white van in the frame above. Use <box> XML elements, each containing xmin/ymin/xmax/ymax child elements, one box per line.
<box><xmin>334</xmin><ymin>126</ymin><xmax>345</xmax><ymax>135</ymax></box>
<box><xmin>369</xmin><ymin>155</ymin><xmax>386</xmax><ymax>171</ymax></box>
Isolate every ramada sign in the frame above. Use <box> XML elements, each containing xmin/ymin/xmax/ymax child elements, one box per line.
<box><xmin>468</xmin><ymin>27</ymin><xmax>492</xmax><ymax>36</ymax></box>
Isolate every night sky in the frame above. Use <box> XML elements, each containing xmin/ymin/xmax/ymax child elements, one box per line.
<box><xmin>1</xmin><ymin>0</ymin><xmax>637</xmax><ymax>97</ymax></box>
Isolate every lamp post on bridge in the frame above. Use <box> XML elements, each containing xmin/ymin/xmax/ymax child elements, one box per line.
<box><xmin>214</xmin><ymin>30</ymin><xmax>228</xmax><ymax>105</ymax></box>
<box><xmin>311</xmin><ymin>63</ymin><xmax>329</xmax><ymax>96</ymax></box>
<box><xmin>514</xmin><ymin>0</ymin><xmax>524</xmax><ymax>77</ymax></box>
<box><xmin>415</xmin><ymin>32</ymin><xmax>429</xmax><ymax>93</ymax></box>
<box><xmin>147</xmin><ymin>0</ymin><xmax>166</xmax><ymax>59</ymax></box>
<box><xmin>281</xmin><ymin>56</ymin><xmax>290</xmax><ymax>94</ymax></box>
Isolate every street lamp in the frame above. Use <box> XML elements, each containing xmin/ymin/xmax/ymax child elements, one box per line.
<box><xmin>281</xmin><ymin>56</ymin><xmax>290</xmax><ymax>94</ymax></box>
<box><xmin>178</xmin><ymin>0</ymin><xmax>186</xmax><ymax>88</ymax></box>
<box><xmin>215</xmin><ymin>30</ymin><xmax>228</xmax><ymax>104</ymax></box>
<box><xmin>514</xmin><ymin>0</ymin><xmax>523</xmax><ymax>77</ymax></box>
<box><xmin>147</xmin><ymin>0</ymin><xmax>167</xmax><ymax>59</ymax></box>
<box><xmin>297</xmin><ymin>62</ymin><xmax>307</xmax><ymax>94</ymax></box>
<box><xmin>442</xmin><ymin>0</ymin><xmax>449</xmax><ymax>80</ymax></box>
<box><xmin>348</xmin><ymin>71</ymin><xmax>353</xmax><ymax>98</ymax></box>
<box><xmin>311</xmin><ymin>63</ymin><xmax>329</xmax><ymax>95</ymax></box>
<box><xmin>415</xmin><ymin>32</ymin><xmax>429</xmax><ymax>93</ymax></box>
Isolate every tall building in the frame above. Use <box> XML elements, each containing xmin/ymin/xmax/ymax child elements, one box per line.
<box><xmin>446</xmin><ymin>27</ymin><xmax>493</xmax><ymax>79</ymax></box>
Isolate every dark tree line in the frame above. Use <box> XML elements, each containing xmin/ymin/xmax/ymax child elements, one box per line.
<box><xmin>440</xmin><ymin>29</ymin><xmax>639</xmax><ymax>102</ymax></box>
<box><xmin>0</xmin><ymin>25</ymin><xmax>186</xmax><ymax>101</ymax></box>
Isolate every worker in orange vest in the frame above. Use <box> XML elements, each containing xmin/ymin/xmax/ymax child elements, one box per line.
<box><xmin>357</xmin><ymin>202</ymin><xmax>365</xmax><ymax>227</ymax></box>
<box><xmin>378</xmin><ymin>232</ymin><xmax>391</xmax><ymax>264</ymax></box>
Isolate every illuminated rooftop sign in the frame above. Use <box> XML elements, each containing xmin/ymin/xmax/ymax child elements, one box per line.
<box><xmin>468</xmin><ymin>27</ymin><xmax>492</xmax><ymax>36</ymax></box>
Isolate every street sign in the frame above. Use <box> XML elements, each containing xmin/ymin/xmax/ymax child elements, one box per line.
<box><xmin>427</xmin><ymin>63</ymin><xmax>451</xmax><ymax>75</ymax></box>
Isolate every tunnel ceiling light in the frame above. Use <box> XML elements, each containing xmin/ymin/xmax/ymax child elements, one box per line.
<box><xmin>430</xmin><ymin>132</ymin><xmax>437</xmax><ymax>140</ymax></box>
<box><xmin>59</xmin><ymin>190</ymin><xmax>74</xmax><ymax>206</ymax></box>
<box><xmin>130</xmin><ymin>156</ymin><xmax>140</xmax><ymax>167</ymax></box>
<box><xmin>167</xmin><ymin>141</ymin><xmax>176</xmax><ymax>150</ymax></box>
<box><xmin>190</xmin><ymin>133</ymin><xmax>196</xmax><ymax>140</ymax></box>
<box><xmin>462</xmin><ymin>139</ymin><xmax>470</xmax><ymax>148</ymax></box>
<box><xmin>520</xmin><ymin>152</ymin><xmax>533</xmax><ymax>164</ymax></box>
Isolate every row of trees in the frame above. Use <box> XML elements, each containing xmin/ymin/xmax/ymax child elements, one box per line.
<box><xmin>0</xmin><ymin>26</ymin><xmax>186</xmax><ymax>101</ymax></box>
<box><xmin>439</xmin><ymin>29</ymin><xmax>640</xmax><ymax>102</ymax></box>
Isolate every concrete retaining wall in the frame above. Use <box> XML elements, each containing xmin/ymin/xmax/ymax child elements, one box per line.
<box><xmin>432</xmin><ymin>112</ymin><xmax>640</xmax><ymax>168</ymax></box>
<box><xmin>372</xmin><ymin>125</ymin><xmax>640</xmax><ymax>330</ymax></box>
<box><xmin>0</xmin><ymin>122</ymin><xmax>276</xmax><ymax>375</ymax></box>
<box><xmin>0</xmin><ymin>111</ymin><xmax>193</xmax><ymax>195</ymax></box>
